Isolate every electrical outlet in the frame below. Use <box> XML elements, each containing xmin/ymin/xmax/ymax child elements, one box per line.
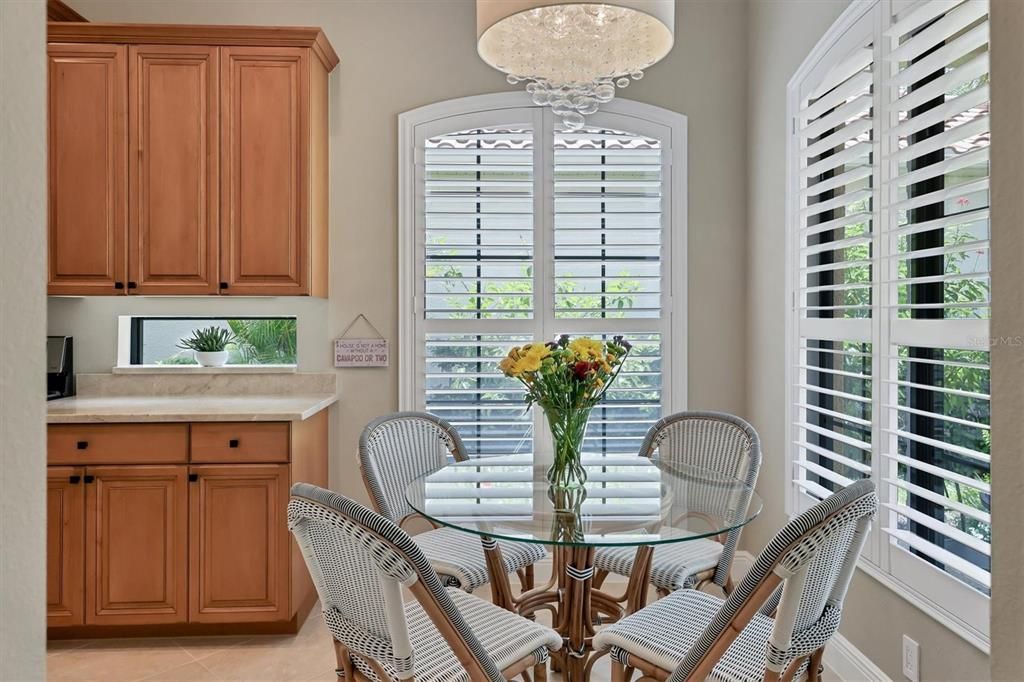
<box><xmin>902</xmin><ymin>635</ymin><xmax>920</xmax><ymax>682</ymax></box>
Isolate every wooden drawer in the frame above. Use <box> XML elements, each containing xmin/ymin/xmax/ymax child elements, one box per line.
<box><xmin>48</xmin><ymin>424</ymin><xmax>188</xmax><ymax>465</ymax></box>
<box><xmin>190</xmin><ymin>422</ymin><xmax>290</xmax><ymax>463</ymax></box>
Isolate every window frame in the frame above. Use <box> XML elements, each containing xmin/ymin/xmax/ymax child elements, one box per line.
<box><xmin>785</xmin><ymin>0</ymin><xmax>991</xmax><ymax>651</ymax></box>
<box><xmin>398</xmin><ymin>93</ymin><xmax>688</xmax><ymax>461</ymax></box>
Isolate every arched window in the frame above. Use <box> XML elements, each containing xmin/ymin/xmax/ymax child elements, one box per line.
<box><xmin>787</xmin><ymin>0</ymin><xmax>991</xmax><ymax>645</ymax></box>
<box><xmin>399</xmin><ymin>93</ymin><xmax>687</xmax><ymax>462</ymax></box>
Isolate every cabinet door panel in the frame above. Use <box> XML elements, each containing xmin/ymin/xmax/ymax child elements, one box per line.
<box><xmin>47</xmin><ymin>467</ymin><xmax>85</xmax><ymax>627</ymax></box>
<box><xmin>129</xmin><ymin>46</ymin><xmax>219</xmax><ymax>295</ymax></box>
<box><xmin>48</xmin><ymin>43</ymin><xmax>127</xmax><ymax>295</ymax></box>
<box><xmin>189</xmin><ymin>465</ymin><xmax>290</xmax><ymax>623</ymax></box>
<box><xmin>86</xmin><ymin>466</ymin><xmax>187</xmax><ymax>625</ymax></box>
<box><xmin>220</xmin><ymin>47</ymin><xmax>309</xmax><ymax>295</ymax></box>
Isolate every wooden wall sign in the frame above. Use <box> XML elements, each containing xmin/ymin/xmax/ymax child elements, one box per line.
<box><xmin>334</xmin><ymin>339</ymin><xmax>389</xmax><ymax>368</ymax></box>
<box><xmin>334</xmin><ymin>314</ymin><xmax>389</xmax><ymax>367</ymax></box>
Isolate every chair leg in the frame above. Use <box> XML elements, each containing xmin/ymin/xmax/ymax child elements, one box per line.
<box><xmin>593</xmin><ymin>568</ymin><xmax>609</xmax><ymax>589</ymax></box>
<box><xmin>521</xmin><ymin>563</ymin><xmax>535</xmax><ymax>591</ymax></box>
<box><xmin>333</xmin><ymin>640</ymin><xmax>355</xmax><ymax>679</ymax></box>
<box><xmin>611</xmin><ymin>660</ymin><xmax>628</xmax><ymax>682</ymax></box>
<box><xmin>808</xmin><ymin>647</ymin><xmax>825</xmax><ymax>682</ymax></box>
<box><xmin>533</xmin><ymin>662</ymin><xmax>547</xmax><ymax>682</ymax></box>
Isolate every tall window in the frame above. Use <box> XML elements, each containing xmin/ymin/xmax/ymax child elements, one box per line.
<box><xmin>400</xmin><ymin>96</ymin><xmax>686</xmax><ymax>462</ymax></box>
<box><xmin>789</xmin><ymin>0</ymin><xmax>991</xmax><ymax>644</ymax></box>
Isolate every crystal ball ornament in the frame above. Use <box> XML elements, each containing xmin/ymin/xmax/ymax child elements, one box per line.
<box><xmin>477</xmin><ymin>1</ymin><xmax>674</xmax><ymax>130</ymax></box>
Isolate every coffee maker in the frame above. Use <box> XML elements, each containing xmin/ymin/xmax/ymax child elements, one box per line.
<box><xmin>47</xmin><ymin>336</ymin><xmax>75</xmax><ymax>401</ymax></box>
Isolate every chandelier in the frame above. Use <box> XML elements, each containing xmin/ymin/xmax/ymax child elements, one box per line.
<box><xmin>476</xmin><ymin>1</ymin><xmax>675</xmax><ymax>130</ymax></box>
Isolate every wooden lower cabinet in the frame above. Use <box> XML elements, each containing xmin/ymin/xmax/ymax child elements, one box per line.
<box><xmin>47</xmin><ymin>467</ymin><xmax>85</xmax><ymax>627</ymax></box>
<box><xmin>189</xmin><ymin>464</ymin><xmax>290</xmax><ymax>623</ymax></box>
<box><xmin>86</xmin><ymin>465</ymin><xmax>188</xmax><ymax>625</ymax></box>
<box><xmin>46</xmin><ymin>414</ymin><xmax>328</xmax><ymax>637</ymax></box>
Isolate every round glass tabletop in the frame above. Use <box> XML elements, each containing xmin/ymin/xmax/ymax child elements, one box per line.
<box><xmin>405</xmin><ymin>454</ymin><xmax>763</xmax><ymax>547</ymax></box>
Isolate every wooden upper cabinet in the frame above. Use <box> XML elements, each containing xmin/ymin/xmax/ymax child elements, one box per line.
<box><xmin>128</xmin><ymin>46</ymin><xmax>219</xmax><ymax>295</ymax></box>
<box><xmin>48</xmin><ymin>43</ymin><xmax>127</xmax><ymax>295</ymax></box>
<box><xmin>220</xmin><ymin>47</ymin><xmax>313</xmax><ymax>296</ymax></box>
<box><xmin>47</xmin><ymin>25</ymin><xmax>335</xmax><ymax>297</ymax></box>
<box><xmin>85</xmin><ymin>465</ymin><xmax>188</xmax><ymax>625</ymax></box>
<box><xmin>47</xmin><ymin>467</ymin><xmax>85</xmax><ymax>627</ymax></box>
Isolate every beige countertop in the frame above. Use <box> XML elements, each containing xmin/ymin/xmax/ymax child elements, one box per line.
<box><xmin>46</xmin><ymin>393</ymin><xmax>338</xmax><ymax>423</ymax></box>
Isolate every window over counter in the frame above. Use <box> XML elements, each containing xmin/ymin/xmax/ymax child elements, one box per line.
<box><xmin>787</xmin><ymin>0</ymin><xmax>991</xmax><ymax>646</ymax></box>
<box><xmin>399</xmin><ymin>94</ymin><xmax>686</xmax><ymax>461</ymax></box>
<box><xmin>118</xmin><ymin>316</ymin><xmax>297</xmax><ymax>368</ymax></box>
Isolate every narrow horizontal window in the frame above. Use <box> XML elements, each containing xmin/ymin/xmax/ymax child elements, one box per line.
<box><xmin>127</xmin><ymin>316</ymin><xmax>297</xmax><ymax>367</ymax></box>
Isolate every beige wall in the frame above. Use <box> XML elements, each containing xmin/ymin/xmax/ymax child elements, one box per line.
<box><xmin>57</xmin><ymin>0</ymin><xmax>751</xmax><ymax>502</ymax></box>
<box><xmin>0</xmin><ymin>0</ymin><xmax>47</xmax><ymax>679</ymax></box>
<box><xmin>745</xmin><ymin>1</ymin><xmax>991</xmax><ymax>680</ymax></box>
<box><xmin>988</xmin><ymin>0</ymin><xmax>1024</xmax><ymax>678</ymax></box>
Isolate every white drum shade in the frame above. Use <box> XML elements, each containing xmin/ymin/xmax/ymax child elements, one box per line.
<box><xmin>476</xmin><ymin>1</ymin><xmax>675</xmax><ymax>84</ymax></box>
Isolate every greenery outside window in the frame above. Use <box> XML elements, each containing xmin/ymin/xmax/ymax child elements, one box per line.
<box><xmin>128</xmin><ymin>317</ymin><xmax>297</xmax><ymax>366</ymax></box>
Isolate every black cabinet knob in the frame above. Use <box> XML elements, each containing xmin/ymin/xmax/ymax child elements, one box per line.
<box><xmin>228</xmin><ymin>439</ymin><xmax>240</xmax><ymax>448</ymax></box>
<box><xmin>114</xmin><ymin>281</ymin><xmax>125</xmax><ymax>290</ymax></box>
<box><xmin>83</xmin><ymin>475</ymin><xmax>95</xmax><ymax>484</ymax></box>
<box><xmin>127</xmin><ymin>281</ymin><xmax>138</xmax><ymax>290</ymax></box>
<box><xmin>76</xmin><ymin>441</ymin><xmax>88</xmax><ymax>450</ymax></box>
<box><xmin>69</xmin><ymin>475</ymin><xmax>81</xmax><ymax>484</ymax></box>
<box><xmin>219</xmin><ymin>282</ymin><xmax>229</xmax><ymax>290</ymax></box>
<box><xmin>188</xmin><ymin>473</ymin><xmax>199</xmax><ymax>483</ymax></box>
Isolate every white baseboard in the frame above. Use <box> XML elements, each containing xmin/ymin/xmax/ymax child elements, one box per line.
<box><xmin>732</xmin><ymin>552</ymin><xmax>890</xmax><ymax>682</ymax></box>
<box><xmin>824</xmin><ymin>632</ymin><xmax>892</xmax><ymax>682</ymax></box>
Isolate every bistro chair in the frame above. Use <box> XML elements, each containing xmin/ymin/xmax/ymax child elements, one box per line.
<box><xmin>359</xmin><ymin>412</ymin><xmax>547</xmax><ymax>595</ymax></box>
<box><xmin>593</xmin><ymin>412</ymin><xmax>763</xmax><ymax>599</ymax></box>
<box><xmin>593</xmin><ymin>479</ymin><xmax>877</xmax><ymax>682</ymax></box>
<box><xmin>289</xmin><ymin>483</ymin><xmax>561</xmax><ymax>681</ymax></box>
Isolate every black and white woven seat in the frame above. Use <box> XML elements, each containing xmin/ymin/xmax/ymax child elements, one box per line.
<box><xmin>289</xmin><ymin>483</ymin><xmax>562</xmax><ymax>681</ymax></box>
<box><xmin>593</xmin><ymin>412</ymin><xmax>762</xmax><ymax>596</ymax></box>
<box><xmin>359</xmin><ymin>412</ymin><xmax>547</xmax><ymax>594</ymax></box>
<box><xmin>593</xmin><ymin>480</ymin><xmax>878</xmax><ymax>682</ymax></box>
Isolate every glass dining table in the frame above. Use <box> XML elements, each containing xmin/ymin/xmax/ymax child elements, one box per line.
<box><xmin>405</xmin><ymin>454</ymin><xmax>763</xmax><ymax>681</ymax></box>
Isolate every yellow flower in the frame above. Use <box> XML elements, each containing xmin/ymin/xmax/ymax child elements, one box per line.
<box><xmin>514</xmin><ymin>353</ymin><xmax>543</xmax><ymax>374</ymax></box>
<box><xmin>569</xmin><ymin>337</ymin><xmax>604</xmax><ymax>360</ymax></box>
<box><xmin>498</xmin><ymin>356</ymin><xmax>517</xmax><ymax>376</ymax></box>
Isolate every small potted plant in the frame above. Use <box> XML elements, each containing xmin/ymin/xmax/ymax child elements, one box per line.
<box><xmin>176</xmin><ymin>326</ymin><xmax>235</xmax><ymax>367</ymax></box>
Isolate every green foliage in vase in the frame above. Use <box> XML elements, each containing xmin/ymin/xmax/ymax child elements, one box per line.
<box><xmin>176</xmin><ymin>326</ymin><xmax>234</xmax><ymax>353</ymax></box>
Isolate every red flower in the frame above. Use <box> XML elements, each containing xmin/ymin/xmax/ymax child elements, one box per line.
<box><xmin>573</xmin><ymin>361</ymin><xmax>595</xmax><ymax>380</ymax></box>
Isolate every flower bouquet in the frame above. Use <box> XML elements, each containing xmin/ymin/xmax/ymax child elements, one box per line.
<box><xmin>499</xmin><ymin>335</ymin><xmax>632</xmax><ymax>508</ymax></box>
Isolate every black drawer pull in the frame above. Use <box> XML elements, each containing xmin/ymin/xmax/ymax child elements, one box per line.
<box><xmin>83</xmin><ymin>475</ymin><xmax>95</xmax><ymax>484</ymax></box>
<box><xmin>76</xmin><ymin>441</ymin><xmax>88</xmax><ymax>450</ymax></box>
<box><xmin>229</xmin><ymin>439</ymin><xmax>240</xmax><ymax>448</ymax></box>
<box><xmin>114</xmin><ymin>281</ymin><xmax>125</xmax><ymax>290</ymax></box>
<box><xmin>127</xmin><ymin>281</ymin><xmax>138</xmax><ymax>290</ymax></box>
<box><xmin>69</xmin><ymin>475</ymin><xmax>81</xmax><ymax>484</ymax></box>
<box><xmin>219</xmin><ymin>282</ymin><xmax>229</xmax><ymax>290</ymax></box>
<box><xmin>188</xmin><ymin>473</ymin><xmax>199</xmax><ymax>483</ymax></box>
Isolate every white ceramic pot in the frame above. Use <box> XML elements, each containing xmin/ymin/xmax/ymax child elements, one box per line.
<box><xmin>195</xmin><ymin>350</ymin><xmax>229</xmax><ymax>367</ymax></box>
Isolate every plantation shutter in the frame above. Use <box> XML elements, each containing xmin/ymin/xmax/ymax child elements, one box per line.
<box><xmin>553</xmin><ymin>123</ymin><xmax>669</xmax><ymax>457</ymax></box>
<box><xmin>411</xmin><ymin>104</ymin><xmax>681</xmax><ymax>463</ymax></box>
<box><xmin>879</xmin><ymin>0</ymin><xmax>991</xmax><ymax>596</ymax></box>
<box><xmin>420</xmin><ymin>115</ymin><xmax>541</xmax><ymax>458</ymax></box>
<box><xmin>791</xmin><ymin>16</ymin><xmax>877</xmax><ymax>507</ymax></box>
<box><xmin>788</xmin><ymin>0</ymin><xmax>992</xmax><ymax>639</ymax></box>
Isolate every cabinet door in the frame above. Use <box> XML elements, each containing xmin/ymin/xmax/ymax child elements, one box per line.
<box><xmin>220</xmin><ymin>47</ymin><xmax>309</xmax><ymax>295</ymax></box>
<box><xmin>189</xmin><ymin>464</ymin><xmax>290</xmax><ymax>623</ymax></box>
<box><xmin>85</xmin><ymin>466</ymin><xmax>188</xmax><ymax>625</ymax></box>
<box><xmin>47</xmin><ymin>467</ymin><xmax>85</xmax><ymax>627</ymax></box>
<box><xmin>129</xmin><ymin>46</ymin><xmax>219</xmax><ymax>295</ymax></box>
<box><xmin>48</xmin><ymin>43</ymin><xmax>127</xmax><ymax>295</ymax></box>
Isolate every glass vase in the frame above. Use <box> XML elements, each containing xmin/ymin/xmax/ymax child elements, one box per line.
<box><xmin>544</xmin><ymin>405</ymin><xmax>591</xmax><ymax>511</ymax></box>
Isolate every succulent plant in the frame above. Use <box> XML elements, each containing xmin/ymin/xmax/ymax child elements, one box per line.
<box><xmin>176</xmin><ymin>326</ymin><xmax>234</xmax><ymax>353</ymax></box>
